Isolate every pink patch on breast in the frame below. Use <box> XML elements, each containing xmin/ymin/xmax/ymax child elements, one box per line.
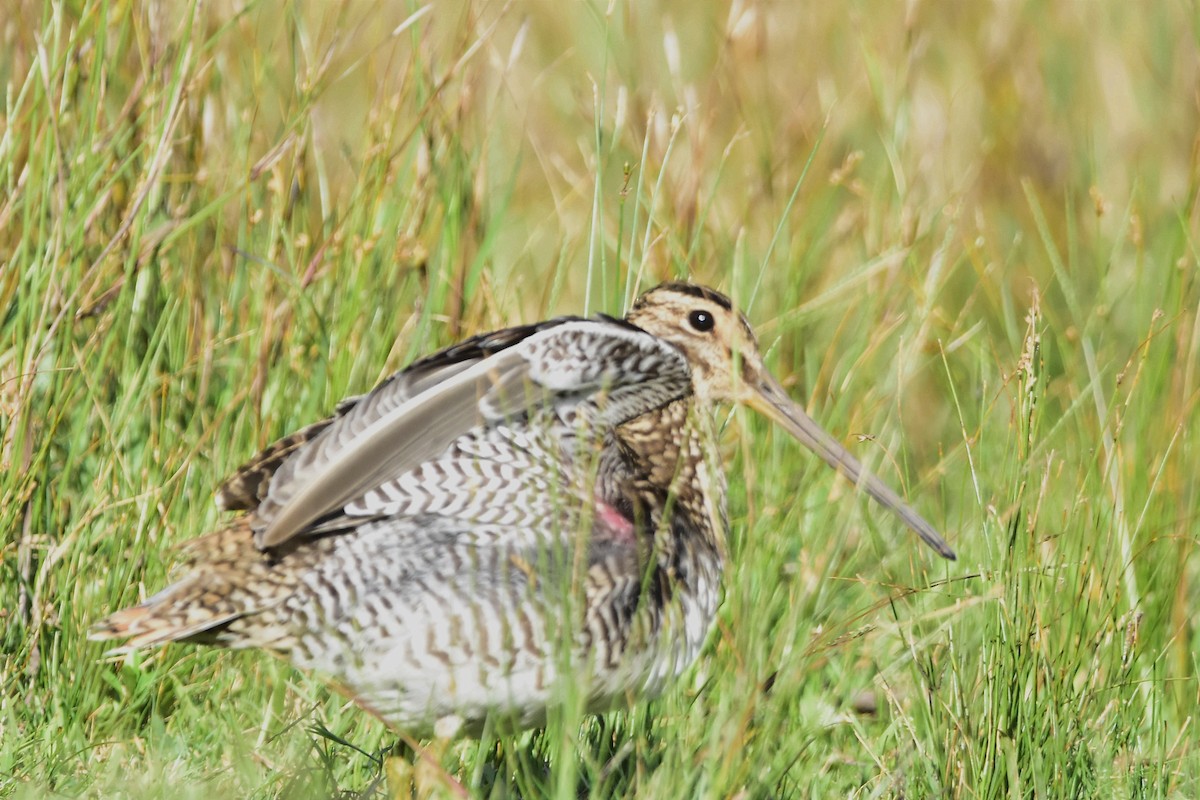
<box><xmin>595</xmin><ymin>499</ymin><xmax>636</xmax><ymax>543</ymax></box>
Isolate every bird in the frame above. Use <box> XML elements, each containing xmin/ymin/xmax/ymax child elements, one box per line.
<box><xmin>91</xmin><ymin>282</ymin><xmax>954</xmax><ymax>739</ymax></box>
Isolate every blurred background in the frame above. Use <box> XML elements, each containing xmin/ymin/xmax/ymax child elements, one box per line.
<box><xmin>5</xmin><ymin>1</ymin><xmax>1194</xmax><ymax>312</ymax></box>
<box><xmin>2</xmin><ymin>1</ymin><xmax>1198</xmax><ymax>797</ymax></box>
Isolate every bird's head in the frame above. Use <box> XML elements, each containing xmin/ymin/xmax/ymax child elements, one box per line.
<box><xmin>626</xmin><ymin>282</ymin><xmax>955</xmax><ymax>560</ymax></box>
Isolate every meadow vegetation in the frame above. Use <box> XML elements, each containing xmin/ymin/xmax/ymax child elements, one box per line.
<box><xmin>2</xmin><ymin>0</ymin><xmax>1198</xmax><ymax>797</ymax></box>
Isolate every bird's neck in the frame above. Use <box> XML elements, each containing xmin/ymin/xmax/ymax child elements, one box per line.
<box><xmin>611</xmin><ymin>398</ymin><xmax>727</xmax><ymax>690</ymax></box>
<box><xmin>615</xmin><ymin>398</ymin><xmax>728</xmax><ymax>565</ymax></box>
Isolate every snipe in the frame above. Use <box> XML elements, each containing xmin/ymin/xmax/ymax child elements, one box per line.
<box><xmin>92</xmin><ymin>282</ymin><xmax>953</xmax><ymax>736</ymax></box>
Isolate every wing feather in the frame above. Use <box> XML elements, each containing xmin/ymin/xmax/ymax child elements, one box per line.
<box><xmin>251</xmin><ymin>317</ymin><xmax>692</xmax><ymax>548</ymax></box>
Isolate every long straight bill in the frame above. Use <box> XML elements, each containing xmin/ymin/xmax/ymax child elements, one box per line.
<box><xmin>748</xmin><ymin>374</ymin><xmax>956</xmax><ymax>560</ymax></box>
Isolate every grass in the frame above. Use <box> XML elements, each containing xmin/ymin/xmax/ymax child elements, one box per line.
<box><xmin>2</xmin><ymin>0</ymin><xmax>1198</xmax><ymax>797</ymax></box>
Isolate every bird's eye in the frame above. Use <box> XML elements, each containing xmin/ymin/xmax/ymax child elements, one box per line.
<box><xmin>688</xmin><ymin>309</ymin><xmax>715</xmax><ymax>333</ymax></box>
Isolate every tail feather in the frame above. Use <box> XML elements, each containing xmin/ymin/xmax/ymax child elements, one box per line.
<box><xmin>89</xmin><ymin>517</ymin><xmax>317</xmax><ymax>653</ymax></box>
<box><xmin>88</xmin><ymin>598</ymin><xmax>242</xmax><ymax>654</ymax></box>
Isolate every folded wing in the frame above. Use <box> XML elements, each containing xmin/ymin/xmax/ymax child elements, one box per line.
<box><xmin>239</xmin><ymin>316</ymin><xmax>693</xmax><ymax>548</ymax></box>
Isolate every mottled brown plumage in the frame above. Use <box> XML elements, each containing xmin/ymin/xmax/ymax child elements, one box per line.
<box><xmin>91</xmin><ymin>283</ymin><xmax>952</xmax><ymax>736</ymax></box>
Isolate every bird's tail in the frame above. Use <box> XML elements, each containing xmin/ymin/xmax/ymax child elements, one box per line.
<box><xmin>89</xmin><ymin>517</ymin><xmax>304</xmax><ymax>654</ymax></box>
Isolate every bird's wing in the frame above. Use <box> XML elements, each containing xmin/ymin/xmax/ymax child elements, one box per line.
<box><xmin>248</xmin><ymin>316</ymin><xmax>692</xmax><ymax>548</ymax></box>
<box><xmin>216</xmin><ymin>318</ymin><xmax>570</xmax><ymax>515</ymax></box>
<box><xmin>215</xmin><ymin>399</ymin><xmax>355</xmax><ymax>512</ymax></box>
